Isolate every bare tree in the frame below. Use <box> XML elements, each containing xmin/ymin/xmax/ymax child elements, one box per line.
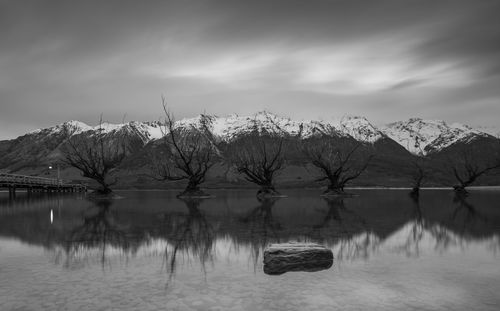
<box><xmin>62</xmin><ymin>118</ymin><xmax>126</xmax><ymax>194</ymax></box>
<box><xmin>151</xmin><ymin>98</ymin><xmax>217</xmax><ymax>197</ymax></box>
<box><xmin>409</xmin><ymin>159</ymin><xmax>427</xmax><ymax>198</ymax></box>
<box><xmin>226</xmin><ymin>135</ymin><xmax>285</xmax><ymax>197</ymax></box>
<box><xmin>302</xmin><ymin>138</ymin><xmax>373</xmax><ymax>196</ymax></box>
<box><xmin>450</xmin><ymin>150</ymin><xmax>500</xmax><ymax>195</ymax></box>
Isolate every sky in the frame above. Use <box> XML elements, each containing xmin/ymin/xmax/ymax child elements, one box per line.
<box><xmin>1</xmin><ymin>0</ymin><xmax>500</xmax><ymax>139</ymax></box>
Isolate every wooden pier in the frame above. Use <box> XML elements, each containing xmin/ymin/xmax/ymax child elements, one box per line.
<box><xmin>0</xmin><ymin>173</ymin><xmax>87</xmax><ymax>196</ymax></box>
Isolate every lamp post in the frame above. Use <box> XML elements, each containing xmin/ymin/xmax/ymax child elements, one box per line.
<box><xmin>48</xmin><ymin>164</ymin><xmax>60</xmax><ymax>185</ymax></box>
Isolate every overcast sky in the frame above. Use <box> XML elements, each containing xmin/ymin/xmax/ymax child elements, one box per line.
<box><xmin>1</xmin><ymin>0</ymin><xmax>499</xmax><ymax>139</ymax></box>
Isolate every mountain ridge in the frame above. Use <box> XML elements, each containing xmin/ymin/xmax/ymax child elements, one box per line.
<box><xmin>13</xmin><ymin>113</ymin><xmax>496</xmax><ymax>156</ymax></box>
<box><xmin>1</xmin><ymin>112</ymin><xmax>499</xmax><ymax>188</ymax></box>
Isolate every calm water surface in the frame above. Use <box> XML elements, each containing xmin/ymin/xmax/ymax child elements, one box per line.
<box><xmin>0</xmin><ymin>189</ymin><xmax>499</xmax><ymax>310</ymax></box>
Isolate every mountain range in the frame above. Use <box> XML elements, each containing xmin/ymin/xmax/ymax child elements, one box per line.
<box><xmin>1</xmin><ymin>111</ymin><xmax>498</xmax><ymax>188</ymax></box>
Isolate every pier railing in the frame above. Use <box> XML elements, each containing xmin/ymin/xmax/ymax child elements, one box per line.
<box><xmin>0</xmin><ymin>173</ymin><xmax>87</xmax><ymax>191</ymax></box>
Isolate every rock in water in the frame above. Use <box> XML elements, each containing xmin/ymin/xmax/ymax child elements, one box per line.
<box><xmin>263</xmin><ymin>242</ymin><xmax>333</xmax><ymax>275</ymax></box>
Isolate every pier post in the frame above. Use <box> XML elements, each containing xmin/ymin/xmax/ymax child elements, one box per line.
<box><xmin>9</xmin><ymin>186</ymin><xmax>16</xmax><ymax>198</ymax></box>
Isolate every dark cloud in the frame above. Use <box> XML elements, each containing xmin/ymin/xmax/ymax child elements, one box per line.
<box><xmin>1</xmin><ymin>0</ymin><xmax>499</xmax><ymax>139</ymax></box>
<box><xmin>413</xmin><ymin>1</ymin><xmax>500</xmax><ymax>78</ymax></box>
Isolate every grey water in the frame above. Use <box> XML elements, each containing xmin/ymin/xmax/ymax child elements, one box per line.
<box><xmin>0</xmin><ymin>189</ymin><xmax>499</xmax><ymax>310</ymax></box>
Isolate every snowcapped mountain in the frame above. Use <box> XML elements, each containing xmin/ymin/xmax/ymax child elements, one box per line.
<box><xmin>9</xmin><ymin>114</ymin><xmax>499</xmax><ymax>153</ymax></box>
<box><xmin>2</xmin><ymin>113</ymin><xmax>499</xmax><ymax>186</ymax></box>
<box><xmin>27</xmin><ymin>120</ymin><xmax>165</xmax><ymax>144</ymax></box>
<box><xmin>0</xmin><ymin>120</ymin><xmax>166</xmax><ymax>171</ymax></box>
<box><xmin>26</xmin><ymin>120</ymin><xmax>163</xmax><ymax>143</ymax></box>
<box><xmin>380</xmin><ymin>118</ymin><xmax>492</xmax><ymax>156</ymax></box>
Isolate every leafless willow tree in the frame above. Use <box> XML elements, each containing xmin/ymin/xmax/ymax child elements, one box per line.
<box><xmin>409</xmin><ymin>159</ymin><xmax>427</xmax><ymax>198</ymax></box>
<box><xmin>302</xmin><ymin>138</ymin><xmax>373</xmax><ymax>196</ymax></box>
<box><xmin>226</xmin><ymin>135</ymin><xmax>285</xmax><ymax>197</ymax></box>
<box><xmin>62</xmin><ymin>118</ymin><xmax>127</xmax><ymax>194</ymax></box>
<box><xmin>449</xmin><ymin>150</ymin><xmax>500</xmax><ymax>195</ymax></box>
<box><xmin>151</xmin><ymin>98</ymin><xmax>217</xmax><ymax>197</ymax></box>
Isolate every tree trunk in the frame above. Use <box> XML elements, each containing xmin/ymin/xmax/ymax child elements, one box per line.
<box><xmin>186</xmin><ymin>179</ymin><xmax>200</xmax><ymax>192</ymax></box>
<box><xmin>96</xmin><ymin>179</ymin><xmax>112</xmax><ymax>195</ymax></box>
<box><xmin>410</xmin><ymin>187</ymin><xmax>420</xmax><ymax>198</ymax></box>
<box><xmin>453</xmin><ymin>185</ymin><xmax>469</xmax><ymax>195</ymax></box>
<box><xmin>177</xmin><ymin>178</ymin><xmax>210</xmax><ymax>198</ymax></box>
<box><xmin>256</xmin><ymin>184</ymin><xmax>281</xmax><ymax>198</ymax></box>
<box><xmin>323</xmin><ymin>179</ymin><xmax>347</xmax><ymax>196</ymax></box>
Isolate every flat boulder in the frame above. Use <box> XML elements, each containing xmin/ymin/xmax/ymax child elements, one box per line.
<box><xmin>263</xmin><ymin>242</ymin><xmax>333</xmax><ymax>275</ymax></box>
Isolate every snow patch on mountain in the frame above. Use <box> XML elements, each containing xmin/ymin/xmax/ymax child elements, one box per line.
<box><xmin>175</xmin><ymin>111</ymin><xmax>303</xmax><ymax>140</ymax></box>
<box><xmin>28</xmin><ymin>120</ymin><xmax>92</xmax><ymax>136</ymax></box>
<box><xmin>324</xmin><ymin>116</ymin><xmax>384</xmax><ymax>143</ymax></box>
<box><xmin>174</xmin><ymin>112</ymin><xmax>383</xmax><ymax>143</ymax></box>
<box><xmin>133</xmin><ymin>121</ymin><xmax>164</xmax><ymax>141</ymax></box>
<box><xmin>476</xmin><ymin>126</ymin><xmax>500</xmax><ymax>138</ymax></box>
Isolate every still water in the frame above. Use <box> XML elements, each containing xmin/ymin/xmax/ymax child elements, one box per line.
<box><xmin>0</xmin><ymin>189</ymin><xmax>499</xmax><ymax>310</ymax></box>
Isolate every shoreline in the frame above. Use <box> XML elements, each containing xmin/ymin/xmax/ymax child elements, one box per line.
<box><xmin>2</xmin><ymin>186</ymin><xmax>500</xmax><ymax>194</ymax></box>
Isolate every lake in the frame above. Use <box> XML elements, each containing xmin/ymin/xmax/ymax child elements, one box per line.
<box><xmin>0</xmin><ymin>189</ymin><xmax>499</xmax><ymax>310</ymax></box>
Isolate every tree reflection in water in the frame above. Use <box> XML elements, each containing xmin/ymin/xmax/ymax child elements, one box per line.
<box><xmin>60</xmin><ymin>199</ymin><xmax>129</xmax><ymax>269</ymax></box>
<box><xmin>396</xmin><ymin>192</ymin><xmax>493</xmax><ymax>257</ymax></box>
<box><xmin>396</xmin><ymin>193</ymin><xmax>461</xmax><ymax>257</ymax></box>
<box><xmin>396</xmin><ymin>193</ymin><xmax>426</xmax><ymax>257</ymax></box>
<box><xmin>311</xmin><ymin>197</ymin><xmax>378</xmax><ymax>261</ymax></box>
<box><xmin>161</xmin><ymin>198</ymin><xmax>214</xmax><ymax>284</ymax></box>
<box><xmin>452</xmin><ymin>192</ymin><xmax>488</xmax><ymax>232</ymax></box>
<box><xmin>4</xmin><ymin>190</ymin><xmax>495</xmax><ymax>280</ymax></box>
<box><xmin>239</xmin><ymin>197</ymin><xmax>282</xmax><ymax>270</ymax></box>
